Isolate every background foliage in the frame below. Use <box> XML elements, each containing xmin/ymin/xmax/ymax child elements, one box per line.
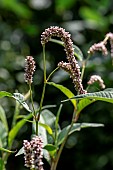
<box><xmin>0</xmin><ymin>0</ymin><xmax>113</xmax><ymax>169</ymax></box>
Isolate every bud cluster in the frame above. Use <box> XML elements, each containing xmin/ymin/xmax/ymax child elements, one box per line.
<box><xmin>23</xmin><ymin>136</ymin><xmax>44</xmax><ymax>170</ymax></box>
<box><xmin>87</xmin><ymin>75</ymin><xmax>105</xmax><ymax>89</ymax></box>
<box><xmin>24</xmin><ymin>56</ymin><xmax>36</xmax><ymax>84</ymax></box>
<box><xmin>41</xmin><ymin>26</ymin><xmax>86</xmax><ymax>94</ymax></box>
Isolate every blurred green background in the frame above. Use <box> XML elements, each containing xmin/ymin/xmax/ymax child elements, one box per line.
<box><xmin>0</xmin><ymin>0</ymin><xmax>113</xmax><ymax>169</ymax></box>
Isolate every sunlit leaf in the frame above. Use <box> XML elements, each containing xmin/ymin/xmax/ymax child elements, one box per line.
<box><xmin>57</xmin><ymin>123</ymin><xmax>104</xmax><ymax>146</ymax></box>
<box><xmin>39</xmin><ymin>122</ymin><xmax>53</xmax><ymax>135</ymax></box>
<box><xmin>0</xmin><ymin>91</ymin><xmax>12</xmax><ymax>98</ymax></box>
<box><xmin>13</xmin><ymin>93</ymin><xmax>31</xmax><ymax>112</ymax></box>
<box><xmin>47</xmin><ymin>82</ymin><xmax>76</xmax><ymax>108</ymax></box>
<box><xmin>8</xmin><ymin>113</ymin><xmax>32</xmax><ymax>147</ymax></box>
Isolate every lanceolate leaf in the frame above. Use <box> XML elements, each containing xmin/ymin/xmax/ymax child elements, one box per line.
<box><xmin>8</xmin><ymin>113</ymin><xmax>32</xmax><ymax>147</ymax></box>
<box><xmin>66</xmin><ymin>89</ymin><xmax>113</xmax><ymax>104</ymax></box>
<box><xmin>0</xmin><ymin>91</ymin><xmax>12</xmax><ymax>98</ymax></box>
<box><xmin>57</xmin><ymin>123</ymin><xmax>104</xmax><ymax>146</ymax></box>
<box><xmin>13</xmin><ymin>93</ymin><xmax>31</xmax><ymax>112</ymax></box>
<box><xmin>50</xmin><ymin>38</ymin><xmax>83</xmax><ymax>61</ymax></box>
<box><xmin>39</xmin><ymin>122</ymin><xmax>53</xmax><ymax>135</ymax></box>
<box><xmin>47</xmin><ymin>82</ymin><xmax>76</xmax><ymax>108</ymax></box>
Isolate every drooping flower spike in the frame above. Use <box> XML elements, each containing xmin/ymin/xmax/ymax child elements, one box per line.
<box><xmin>41</xmin><ymin>26</ymin><xmax>86</xmax><ymax>94</ymax></box>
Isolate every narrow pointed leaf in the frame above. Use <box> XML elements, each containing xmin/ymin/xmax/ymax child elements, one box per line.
<box><xmin>57</xmin><ymin>123</ymin><xmax>104</xmax><ymax>146</ymax></box>
<box><xmin>8</xmin><ymin>113</ymin><xmax>32</xmax><ymax>147</ymax></box>
<box><xmin>39</xmin><ymin>122</ymin><xmax>53</xmax><ymax>135</ymax></box>
<box><xmin>47</xmin><ymin>82</ymin><xmax>76</xmax><ymax>108</ymax></box>
<box><xmin>64</xmin><ymin>89</ymin><xmax>113</xmax><ymax>104</ymax></box>
<box><xmin>0</xmin><ymin>91</ymin><xmax>12</xmax><ymax>98</ymax></box>
<box><xmin>50</xmin><ymin>38</ymin><xmax>83</xmax><ymax>61</ymax></box>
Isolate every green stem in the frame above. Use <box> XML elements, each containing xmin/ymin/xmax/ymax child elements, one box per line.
<box><xmin>36</xmin><ymin>45</ymin><xmax>47</xmax><ymax>135</ymax></box>
<box><xmin>11</xmin><ymin>101</ymin><xmax>20</xmax><ymax>128</ymax></box>
<box><xmin>37</xmin><ymin>82</ymin><xmax>46</xmax><ymax>134</ymax></box>
<box><xmin>46</xmin><ymin>67</ymin><xmax>59</xmax><ymax>82</ymax></box>
<box><xmin>81</xmin><ymin>54</ymin><xmax>91</xmax><ymax>81</ymax></box>
<box><xmin>51</xmin><ymin>109</ymin><xmax>76</xmax><ymax>170</ymax></box>
<box><xmin>43</xmin><ymin>45</ymin><xmax>46</xmax><ymax>82</ymax></box>
<box><xmin>29</xmin><ymin>84</ymin><xmax>36</xmax><ymax>117</ymax></box>
<box><xmin>81</xmin><ymin>60</ymin><xmax>86</xmax><ymax>81</ymax></box>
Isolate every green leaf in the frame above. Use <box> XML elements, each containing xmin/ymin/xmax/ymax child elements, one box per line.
<box><xmin>13</xmin><ymin>93</ymin><xmax>31</xmax><ymax>112</ymax></box>
<box><xmin>47</xmin><ymin>82</ymin><xmax>76</xmax><ymax>108</ymax></box>
<box><xmin>0</xmin><ymin>91</ymin><xmax>12</xmax><ymax>98</ymax></box>
<box><xmin>50</xmin><ymin>38</ymin><xmax>83</xmax><ymax>61</ymax></box>
<box><xmin>39</xmin><ymin>122</ymin><xmax>53</xmax><ymax>135</ymax></box>
<box><xmin>0</xmin><ymin>105</ymin><xmax>8</xmax><ymax>132</ymax></box>
<box><xmin>43</xmin><ymin>144</ymin><xmax>57</xmax><ymax>157</ymax></box>
<box><xmin>44</xmin><ymin>144</ymin><xmax>57</xmax><ymax>152</ymax></box>
<box><xmin>76</xmin><ymin>98</ymin><xmax>95</xmax><ymax>115</ymax></box>
<box><xmin>8</xmin><ymin>113</ymin><xmax>32</xmax><ymax>147</ymax></box>
<box><xmin>15</xmin><ymin>147</ymin><xmax>24</xmax><ymax>157</ymax></box>
<box><xmin>65</xmin><ymin>89</ymin><xmax>113</xmax><ymax>104</ymax></box>
<box><xmin>57</xmin><ymin>123</ymin><xmax>104</xmax><ymax>146</ymax></box>
<box><xmin>0</xmin><ymin>147</ymin><xmax>15</xmax><ymax>153</ymax></box>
